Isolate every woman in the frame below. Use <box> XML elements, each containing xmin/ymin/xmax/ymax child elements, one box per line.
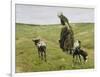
<box><xmin>58</xmin><ymin>12</ymin><xmax>74</xmax><ymax>54</ymax></box>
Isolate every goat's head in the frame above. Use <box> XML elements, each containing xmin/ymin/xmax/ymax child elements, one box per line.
<box><xmin>74</xmin><ymin>40</ymin><xmax>81</xmax><ymax>48</ymax></box>
<box><xmin>32</xmin><ymin>38</ymin><xmax>40</xmax><ymax>45</ymax></box>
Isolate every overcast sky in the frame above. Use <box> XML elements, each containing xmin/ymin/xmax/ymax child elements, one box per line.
<box><xmin>16</xmin><ymin>4</ymin><xmax>94</xmax><ymax>24</ymax></box>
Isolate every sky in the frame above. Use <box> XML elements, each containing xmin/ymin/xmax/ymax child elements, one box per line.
<box><xmin>16</xmin><ymin>4</ymin><xmax>94</xmax><ymax>25</ymax></box>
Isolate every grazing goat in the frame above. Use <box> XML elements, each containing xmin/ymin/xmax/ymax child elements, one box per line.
<box><xmin>32</xmin><ymin>38</ymin><xmax>47</xmax><ymax>62</ymax></box>
<box><xmin>73</xmin><ymin>40</ymin><xmax>88</xmax><ymax>63</ymax></box>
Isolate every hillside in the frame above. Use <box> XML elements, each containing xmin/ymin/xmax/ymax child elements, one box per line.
<box><xmin>16</xmin><ymin>23</ymin><xmax>94</xmax><ymax>72</ymax></box>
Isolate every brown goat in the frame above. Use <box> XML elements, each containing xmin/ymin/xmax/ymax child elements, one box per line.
<box><xmin>32</xmin><ymin>38</ymin><xmax>47</xmax><ymax>62</ymax></box>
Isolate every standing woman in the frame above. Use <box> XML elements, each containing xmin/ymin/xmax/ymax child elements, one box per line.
<box><xmin>58</xmin><ymin>12</ymin><xmax>74</xmax><ymax>54</ymax></box>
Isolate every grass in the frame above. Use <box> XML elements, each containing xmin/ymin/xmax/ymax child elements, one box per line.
<box><xmin>16</xmin><ymin>23</ymin><xmax>94</xmax><ymax>73</ymax></box>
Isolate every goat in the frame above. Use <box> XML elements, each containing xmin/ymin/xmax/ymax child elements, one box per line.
<box><xmin>73</xmin><ymin>40</ymin><xmax>88</xmax><ymax>63</ymax></box>
<box><xmin>32</xmin><ymin>38</ymin><xmax>47</xmax><ymax>62</ymax></box>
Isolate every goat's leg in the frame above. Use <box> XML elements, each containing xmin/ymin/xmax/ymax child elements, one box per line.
<box><xmin>44</xmin><ymin>51</ymin><xmax>47</xmax><ymax>62</ymax></box>
<box><xmin>72</xmin><ymin>54</ymin><xmax>75</xmax><ymax>67</ymax></box>
<box><xmin>76</xmin><ymin>55</ymin><xmax>79</xmax><ymax>63</ymax></box>
<box><xmin>38</xmin><ymin>50</ymin><xmax>41</xmax><ymax>60</ymax></box>
<box><xmin>73</xmin><ymin>54</ymin><xmax>75</xmax><ymax>63</ymax></box>
<box><xmin>78</xmin><ymin>55</ymin><xmax>81</xmax><ymax>63</ymax></box>
<box><xmin>40</xmin><ymin>52</ymin><xmax>43</xmax><ymax>60</ymax></box>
